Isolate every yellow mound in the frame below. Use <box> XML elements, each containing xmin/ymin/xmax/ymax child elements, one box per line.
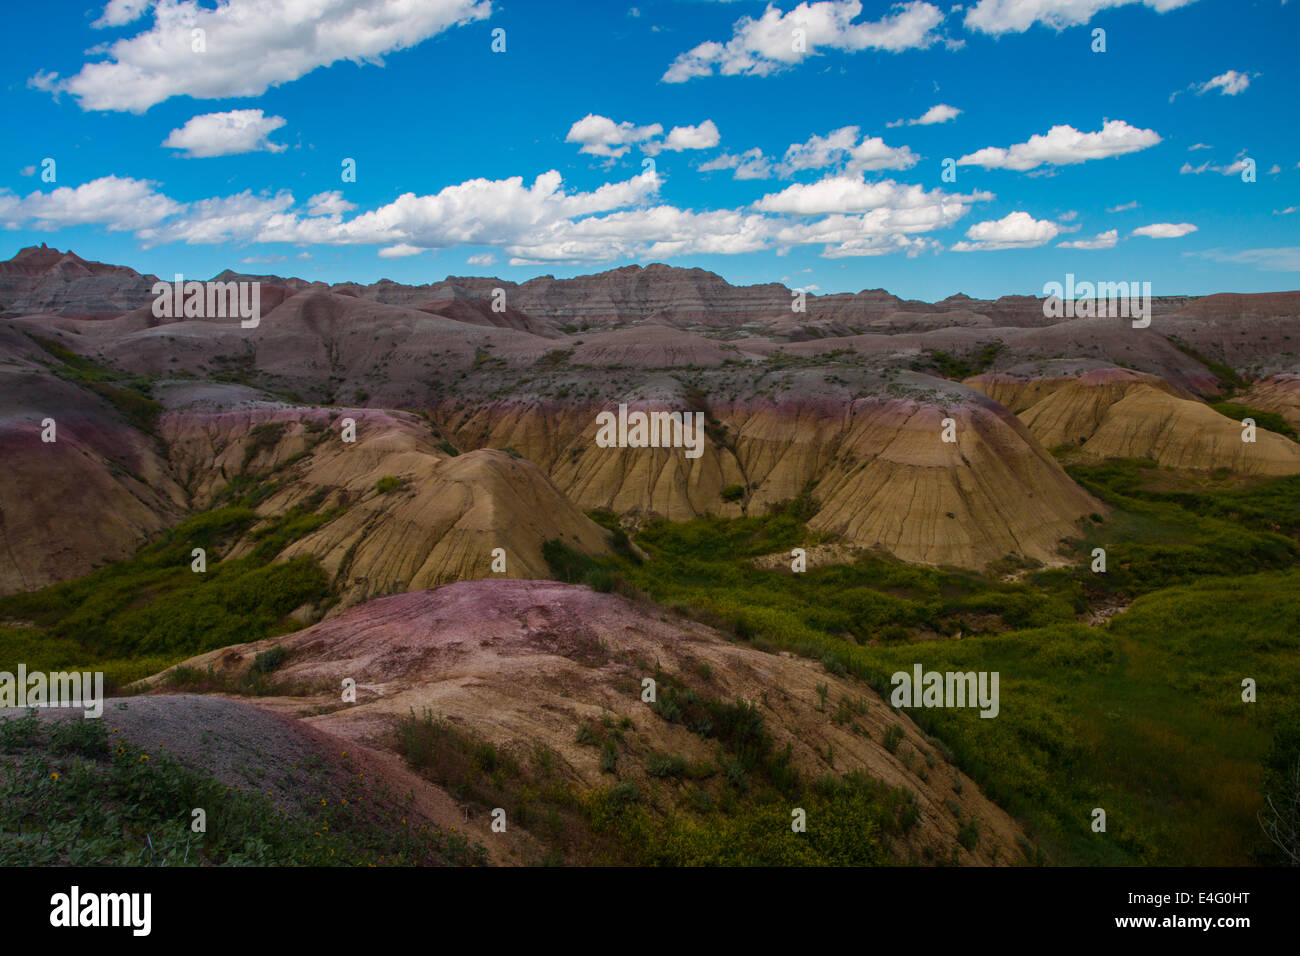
<box><xmin>1020</xmin><ymin>382</ymin><xmax>1300</xmax><ymax>475</ymax></box>
<box><xmin>163</xmin><ymin>406</ymin><xmax>611</xmax><ymax>608</ymax></box>
<box><xmin>444</xmin><ymin>393</ymin><xmax>1100</xmax><ymax>570</ymax></box>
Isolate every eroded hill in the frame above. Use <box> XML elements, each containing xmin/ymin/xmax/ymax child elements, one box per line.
<box><xmin>151</xmin><ymin>579</ymin><xmax>1029</xmax><ymax>866</ymax></box>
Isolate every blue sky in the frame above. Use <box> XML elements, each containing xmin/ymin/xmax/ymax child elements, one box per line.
<box><xmin>1</xmin><ymin>0</ymin><xmax>1297</xmax><ymax>300</ymax></box>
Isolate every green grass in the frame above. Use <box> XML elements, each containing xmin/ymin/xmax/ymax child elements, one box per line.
<box><xmin>0</xmin><ymin>490</ymin><xmax>340</xmax><ymax>688</ymax></box>
<box><xmin>6</xmin><ymin>432</ymin><xmax>1295</xmax><ymax>866</ymax></box>
<box><xmin>1063</xmin><ymin>461</ymin><xmax>1300</xmax><ymax>597</ymax></box>
<box><xmin>539</xmin><ymin>468</ymin><xmax>1300</xmax><ymax>865</ymax></box>
<box><xmin>0</xmin><ymin>712</ymin><xmax>486</xmax><ymax>866</ymax></box>
<box><xmin>608</xmin><ymin>513</ymin><xmax>1081</xmax><ymax>642</ymax></box>
<box><xmin>910</xmin><ymin>343</ymin><xmax>1004</xmax><ymax>382</ymax></box>
<box><xmin>396</xmin><ymin>686</ymin><xmax>921</xmax><ymax>866</ymax></box>
<box><xmin>592</xmin><ymin>674</ymin><xmax>919</xmax><ymax>865</ymax></box>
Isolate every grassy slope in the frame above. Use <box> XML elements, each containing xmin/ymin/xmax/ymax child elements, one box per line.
<box><xmin>0</xmin><ymin>490</ymin><xmax>339</xmax><ymax>689</ymax></box>
<box><xmin>0</xmin><ymin>712</ymin><xmax>485</xmax><ymax>866</ymax></box>
<box><xmin>394</xmin><ymin>697</ymin><xmax>923</xmax><ymax>867</ymax></box>
<box><xmin>550</xmin><ymin>469</ymin><xmax>1300</xmax><ymax>865</ymax></box>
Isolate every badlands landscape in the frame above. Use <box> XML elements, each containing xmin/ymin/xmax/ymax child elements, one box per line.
<box><xmin>2</xmin><ymin>244</ymin><xmax>1299</xmax><ymax>867</ymax></box>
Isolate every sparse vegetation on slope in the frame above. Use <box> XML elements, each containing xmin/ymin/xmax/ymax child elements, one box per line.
<box><xmin>26</xmin><ymin>333</ymin><xmax>163</xmax><ymax>436</ymax></box>
<box><xmin>0</xmin><ymin>711</ymin><xmax>486</xmax><ymax>866</ymax></box>
<box><xmin>536</xmin><ymin>473</ymin><xmax>1300</xmax><ymax>865</ymax></box>
<box><xmin>910</xmin><ymin>343</ymin><xmax>1004</xmax><ymax>382</ymax></box>
<box><xmin>395</xmin><ymin>680</ymin><xmax>924</xmax><ymax>866</ymax></box>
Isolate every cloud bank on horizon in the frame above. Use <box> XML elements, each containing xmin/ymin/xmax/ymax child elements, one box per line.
<box><xmin>2</xmin><ymin>0</ymin><xmax>1296</xmax><ymax>298</ymax></box>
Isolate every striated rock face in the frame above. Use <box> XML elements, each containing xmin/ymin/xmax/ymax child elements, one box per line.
<box><xmin>360</xmin><ymin>263</ymin><xmax>797</xmax><ymax>329</ymax></box>
<box><xmin>161</xmin><ymin>405</ymin><xmax>612</xmax><ymax>608</ymax></box>
<box><xmin>346</xmin><ymin>264</ymin><xmax>1199</xmax><ymax>337</ymax></box>
<box><xmin>5</xmin><ymin>247</ymin><xmax>1293</xmax><ymax>360</ymax></box>
<box><xmin>771</xmin><ymin>318</ymin><xmax>1216</xmax><ymax>392</ymax></box>
<box><xmin>0</xmin><ymin>245</ymin><xmax>160</xmax><ymax>319</ymax></box>
<box><xmin>567</xmin><ymin>324</ymin><xmax>745</xmax><ymax>367</ymax></box>
<box><xmin>441</xmin><ymin>399</ymin><xmax>748</xmax><ymax>522</ymax></box>
<box><xmin>1157</xmin><ymin>292</ymin><xmax>1300</xmax><ymax>374</ymax></box>
<box><xmin>803</xmin><ymin>395</ymin><xmax>1097</xmax><ymax>567</ymax></box>
<box><xmin>445</xmin><ymin>381</ymin><xmax>1100</xmax><ymax>568</ymax></box>
<box><xmin>411</xmin><ymin>297</ymin><xmax>563</xmax><ymax>338</ymax></box>
<box><xmin>968</xmin><ymin>368</ymin><xmax>1300</xmax><ymax>475</ymax></box>
<box><xmin>966</xmin><ymin>367</ymin><xmax>1187</xmax><ymax>414</ymax></box>
<box><xmin>161</xmin><ymin>579</ymin><xmax>1029</xmax><ymax>866</ymax></box>
<box><xmin>1055</xmin><ymin>387</ymin><xmax>1300</xmax><ymax>475</ymax></box>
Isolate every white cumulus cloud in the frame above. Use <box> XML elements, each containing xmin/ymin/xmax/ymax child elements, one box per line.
<box><xmin>4</xmin><ymin>162</ymin><xmax>993</xmax><ymax>266</ymax></box>
<box><xmin>887</xmin><ymin>103</ymin><xmax>960</xmax><ymax>127</ymax></box>
<box><xmin>566</xmin><ymin>114</ymin><xmax>664</xmax><ymax>158</ymax></box>
<box><xmin>754</xmin><ymin>175</ymin><xmax>988</xmax><ymax>218</ymax></box>
<box><xmin>957</xmin><ymin>120</ymin><xmax>1161</xmax><ymax>171</ymax></box>
<box><xmin>1132</xmin><ymin>222</ymin><xmax>1197</xmax><ymax>238</ymax></box>
<box><xmin>782</xmin><ymin>126</ymin><xmax>919</xmax><ymax>175</ymax></box>
<box><xmin>35</xmin><ymin>0</ymin><xmax>490</xmax><ymax>113</ymax></box>
<box><xmin>697</xmin><ymin>126</ymin><xmax>917</xmax><ymax>180</ymax></box>
<box><xmin>92</xmin><ymin>0</ymin><xmax>152</xmax><ymax>28</ymax></box>
<box><xmin>162</xmin><ymin>110</ymin><xmax>288</xmax><ymax>158</ymax></box>
<box><xmin>951</xmin><ymin>211</ymin><xmax>1060</xmax><ymax>250</ymax></box>
<box><xmin>306</xmin><ymin>191</ymin><xmax>357</xmax><ymax>217</ymax></box>
<box><xmin>378</xmin><ymin>244</ymin><xmax>424</xmax><ymax>258</ymax></box>
<box><xmin>1180</xmin><ymin>150</ymin><xmax>1251</xmax><ymax>176</ymax></box>
<box><xmin>659</xmin><ymin>120</ymin><xmax>722</xmax><ymax>152</ymax></box>
<box><xmin>699</xmin><ymin>148</ymin><xmax>774</xmax><ymax>179</ymax></box>
<box><xmin>1196</xmin><ymin>69</ymin><xmax>1252</xmax><ymax>96</ymax></box>
<box><xmin>0</xmin><ymin>175</ymin><xmax>182</xmax><ymax>231</ymax></box>
<box><xmin>964</xmin><ymin>0</ymin><xmax>1198</xmax><ymax>35</ymax></box>
<box><xmin>662</xmin><ymin>0</ymin><xmax>945</xmax><ymax>82</ymax></box>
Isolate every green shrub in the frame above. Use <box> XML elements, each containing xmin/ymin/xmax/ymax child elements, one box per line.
<box><xmin>251</xmin><ymin>645</ymin><xmax>287</xmax><ymax>674</ymax></box>
<box><xmin>720</xmin><ymin>484</ymin><xmax>745</xmax><ymax>503</ymax></box>
<box><xmin>882</xmin><ymin>725</ymin><xmax>904</xmax><ymax>754</ymax></box>
<box><xmin>0</xmin><ymin>493</ymin><xmax>337</xmax><ymax>678</ymax></box>
<box><xmin>957</xmin><ymin>820</ymin><xmax>980</xmax><ymax>851</ymax></box>
<box><xmin>600</xmin><ymin>740</ymin><xmax>619</xmax><ymax>773</ymax></box>
<box><xmin>646</xmin><ymin>752</ymin><xmax>687</xmax><ymax>779</ymax></box>
<box><xmin>541</xmin><ymin>539</ymin><xmax>599</xmax><ymax>585</ymax></box>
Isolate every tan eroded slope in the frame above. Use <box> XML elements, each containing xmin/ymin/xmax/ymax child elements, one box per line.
<box><xmin>1008</xmin><ymin>378</ymin><xmax>1300</xmax><ymax>474</ymax></box>
<box><xmin>162</xmin><ymin>405</ymin><xmax>611</xmax><ymax>608</ymax></box>
<box><xmin>448</xmin><ymin>387</ymin><xmax>1100</xmax><ymax>569</ymax></box>
<box><xmin>965</xmin><ymin>367</ymin><xmax>1187</xmax><ymax>415</ymax></box>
